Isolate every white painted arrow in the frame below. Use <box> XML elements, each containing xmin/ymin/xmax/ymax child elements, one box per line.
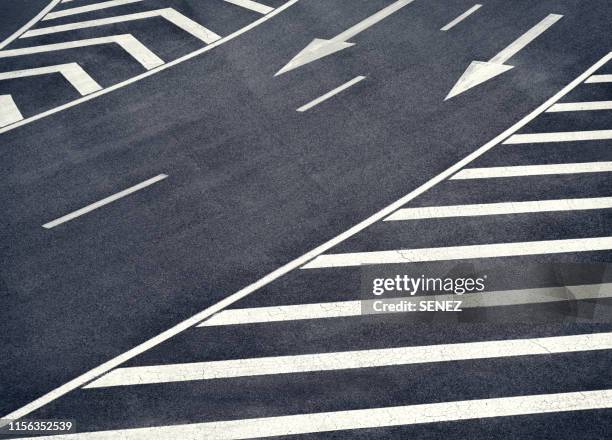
<box><xmin>276</xmin><ymin>0</ymin><xmax>415</xmax><ymax>76</ymax></box>
<box><xmin>445</xmin><ymin>13</ymin><xmax>562</xmax><ymax>100</ymax></box>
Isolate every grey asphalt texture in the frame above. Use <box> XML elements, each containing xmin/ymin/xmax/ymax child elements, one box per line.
<box><xmin>1</xmin><ymin>0</ymin><xmax>612</xmax><ymax>437</ymax></box>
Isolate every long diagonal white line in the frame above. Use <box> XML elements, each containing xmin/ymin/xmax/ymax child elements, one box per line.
<box><xmin>17</xmin><ymin>390</ymin><xmax>612</xmax><ymax>439</ymax></box>
<box><xmin>43</xmin><ymin>174</ymin><xmax>168</xmax><ymax>229</ymax></box>
<box><xmin>23</xmin><ymin>8</ymin><xmax>221</xmax><ymax>44</ymax></box>
<box><xmin>547</xmin><ymin>101</ymin><xmax>612</xmax><ymax>112</ymax></box>
<box><xmin>44</xmin><ymin>0</ymin><xmax>145</xmax><ymax>20</ymax></box>
<box><xmin>0</xmin><ymin>0</ymin><xmax>61</xmax><ymax>50</ymax></box>
<box><xmin>297</xmin><ymin>76</ymin><xmax>366</xmax><ymax>112</ymax></box>
<box><xmin>224</xmin><ymin>0</ymin><xmax>274</xmax><ymax>14</ymax></box>
<box><xmin>0</xmin><ymin>63</ymin><xmax>101</xmax><ymax>95</ymax></box>
<box><xmin>199</xmin><ymin>282</ymin><xmax>612</xmax><ymax>326</ymax></box>
<box><xmin>504</xmin><ymin>129</ymin><xmax>612</xmax><ymax>144</ymax></box>
<box><xmin>85</xmin><ymin>332</ymin><xmax>612</xmax><ymax>387</ymax></box>
<box><xmin>302</xmin><ymin>237</ymin><xmax>612</xmax><ymax>269</ymax></box>
<box><xmin>451</xmin><ymin>162</ymin><xmax>612</xmax><ymax>179</ymax></box>
<box><xmin>0</xmin><ymin>34</ymin><xmax>163</xmax><ymax>70</ymax></box>
<box><xmin>384</xmin><ymin>196</ymin><xmax>612</xmax><ymax>220</ymax></box>
<box><xmin>585</xmin><ymin>74</ymin><xmax>612</xmax><ymax>83</ymax></box>
<box><xmin>1</xmin><ymin>49</ymin><xmax>608</xmax><ymax>428</ymax></box>
<box><xmin>0</xmin><ymin>95</ymin><xmax>24</xmax><ymax>127</ymax></box>
<box><xmin>440</xmin><ymin>4</ymin><xmax>482</xmax><ymax>31</ymax></box>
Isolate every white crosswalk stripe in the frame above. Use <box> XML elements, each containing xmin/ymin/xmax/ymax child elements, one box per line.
<box><xmin>0</xmin><ymin>63</ymin><xmax>101</xmax><ymax>95</ymax></box>
<box><xmin>23</xmin><ymin>8</ymin><xmax>222</xmax><ymax>43</ymax></box>
<box><xmin>0</xmin><ymin>34</ymin><xmax>164</xmax><ymax>70</ymax></box>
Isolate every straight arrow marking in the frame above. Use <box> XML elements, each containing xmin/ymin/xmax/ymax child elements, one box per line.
<box><xmin>276</xmin><ymin>0</ymin><xmax>415</xmax><ymax>75</ymax></box>
<box><xmin>445</xmin><ymin>13</ymin><xmax>562</xmax><ymax>100</ymax></box>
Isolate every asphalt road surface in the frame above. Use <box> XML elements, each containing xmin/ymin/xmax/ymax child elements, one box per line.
<box><xmin>1</xmin><ymin>0</ymin><xmax>612</xmax><ymax>438</ymax></box>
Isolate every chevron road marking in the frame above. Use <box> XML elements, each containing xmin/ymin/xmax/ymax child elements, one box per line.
<box><xmin>0</xmin><ymin>63</ymin><xmax>101</xmax><ymax>95</ymax></box>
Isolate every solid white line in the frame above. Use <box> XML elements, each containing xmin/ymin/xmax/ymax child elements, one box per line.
<box><xmin>42</xmin><ymin>174</ymin><xmax>167</xmax><ymax>229</ymax></box>
<box><xmin>585</xmin><ymin>74</ymin><xmax>612</xmax><ymax>84</ymax></box>
<box><xmin>302</xmin><ymin>237</ymin><xmax>612</xmax><ymax>268</ymax></box>
<box><xmin>504</xmin><ymin>129</ymin><xmax>612</xmax><ymax>144</ymax></box>
<box><xmin>0</xmin><ymin>63</ymin><xmax>101</xmax><ymax>95</ymax></box>
<box><xmin>547</xmin><ymin>101</ymin><xmax>612</xmax><ymax>112</ymax></box>
<box><xmin>0</xmin><ymin>95</ymin><xmax>24</xmax><ymax>127</ymax></box>
<box><xmin>85</xmin><ymin>332</ymin><xmax>612</xmax><ymax>387</ymax></box>
<box><xmin>44</xmin><ymin>0</ymin><xmax>144</xmax><ymax>20</ymax></box>
<box><xmin>440</xmin><ymin>4</ymin><xmax>481</xmax><ymax>31</ymax></box>
<box><xmin>0</xmin><ymin>0</ymin><xmax>61</xmax><ymax>50</ymax></box>
<box><xmin>297</xmin><ymin>76</ymin><xmax>366</xmax><ymax>112</ymax></box>
<box><xmin>224</xmin><ymin>0</ymin><xmax>274</xmax><ymax>15</ymax></box>
<box><xmin>451</xmin><ymin>162</ymin><xmax>612</xmax><ymax>179</ymax></box>
<box><xmin>23</xmin><ymin>8</ymin><xmax>222</xmax><ymax>44</ymax></box>
<box><xmin>1</xmin><ymin>47</ymin><xmax>607</xmax><ymax>429</ymax></box>
<box><xmin>199</xmin><ymin>282</ymin><xmax>612</xmax><ymax>326</ymax></box>
<box><xmin>0</xmin><ymin>34</ymin><xmax>164</xmax><ymax>70</ymax></box>
<box><xmin>384</xmin><ymin>196</ymin><xmax>612</xmax><ymax>221</ymax></box>
<box><xmin>17</xmin><ymin>390</ymin><xmax>612</xmax><ymax>439</ymax></box>
<box><xmin>491</xmin><ymin>14</ymin><xmax>563</xmax><ymax>64</ymax></box>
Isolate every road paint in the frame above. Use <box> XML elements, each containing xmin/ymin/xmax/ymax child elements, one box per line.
<box><xmin>446</xmin><ymin>14</ymin><xmax>562</xmax><ymax>99</ymax></box>
<box><xmin>0</xmin><ymin>0</ymin><xmax>61</xmax><ymax>50</ymax></box>
<box><xmin>276</xmin><ymin>0</ymin><xmax>415</xmax><ymax>75</ymax></box>
<box><xmin>384</xmin><ymin>196</ymin><xmax>612</xmax><ymax>221</ymax></box>
<box><xmin>44</xmin><ymin>0</ymin><xmax>144</xmax><ymax>20</ymax></box>
<box><xmin>0</xmin><ymin>34</ymin><xmax>163</xmax><ymax>70</ymax></box>
<box><xmin>0</xmin><ymin>95</ymin><xmax>24</xmax><ymax>127</ymax></box>
<box><xmin>17</xmin><ymin>390</ymin><xmax>612</xmax><ymax>439</ymax></box>
<box><xmin>452</xmin><ymin>162</ymin><xmax>612</xmax><ymax>179</ymax></box>
<box><xmin>224</xmin><ymin>0</ymin><xmax>273</xmax><ymax>14</ymax></box>
<box><xmin>42</xmin><ymin>174</ymin><xmax>167</xmax><ymax>229</ymax></box>
<box><xmin>85</xmin><ymin>332</ymin><xmax>612</xmax><ymax>387</ymax></box>
<box><xmin>302</xmin><ymin>237</ymin><xmax>612</xmax><ymax>268</ymax></box>
<box><xmin>23</xmin><ymin>8</ymin><xmax>222</xmax><ymax>44</ymax></box>
<box><xmin>200</xmin><ymin>282</ymin><xmax>612</xmax><ymax>326</ymax></box>
<box><xmin>504</xmin><ymin>129</ymin><xmax>612</xmax><ymax>144</ymax></box>
<box><xmin>440</xmin><ymin>4</ymin><xmax>481</xmax><ymax>31</ymax></box>
<box><xmin>585</xmin><ymin>74</ymin><xmax>612</xmax><ymax>84</ymax></box>
<box><xmin>297</xmin><ymin>76</ymin><xmax>365</xmax><ymax>112</ymax></box>
<box><xmin>547</xmin><ymin>101</ymin><xmax>612</xmax><ymax>112</ymax></box>
<box><xmin>0</xmin><ymin>63</ymin><xmax>101</xmax><ymax>95</ymax></box>
<box><xmin>1</xmin><ymin>49</ymin><xmax>608</xmax><ymax>428</ymax></box>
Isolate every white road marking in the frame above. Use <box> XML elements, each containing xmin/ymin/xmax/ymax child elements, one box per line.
<box><xmin>451</xmin><ymin>162</ymin><xmax>612</xmax><ymax>179</ymax></box>
<box><xmin>44</xmin><ymin>0</ymin><xmax>144</xmax><ymax>20</ymax></box>
<box><xmin>42</xmin><ymin>174</ymin><xmax>168</xmax><ymax>229</ymax></box>
<box><xmin>224</xmin><ymin>0</ymin><xmax>273</xmax><ymax>14</ymax></box>
<box><xmin>1</xmin><ymin>49</ymin><xmax>607</xmax><ymax>428</ymax></box>
<box><xmin>547</xmin><ymin>101</ymin><xmax>612</xmax><ymax>112</ymax></box>
<box><xmin>446</xmin><ymin>14</ymin><xmax>562</xmax><ymax>99</ymax></box>
<box><xmin>504</xmin><ymin>129</ymin><xmax>612</xmax><ymax>144</ymax></box>
<box><xmin>585</xmin><ymin>74</ymin><xmax>612</xmax><ymax>83</ymax></box>
<box><xmin>302</xmin><ymin>237</ymin><xmax>612</xmax><ymax>268</ymax></box>
<box><xmin>276</xmin><ymin>0</ymin><xmax>416</xmax><ymax>75</ymax></box>
<box><xmin>17</xmin><ymin>390</ymin><xmax>612</xmax><ymax>439</ymax></box>
<box><xmin>0</xmin><ymin>34</ymin><xmax>163</xmax><ymax>70</ymax></box>
<box><xmin>85</xmin><ymin>332</ymin><xmax>612</xmax><ymax>387</ymax></box>
<box><xmin>0</xmin><ymin>95</ymin><xmax>24</xmax><ymax>127</ymax></box>
<box><xmin>200</xmin><ymin>282</ymin><xmax>612</xmax><ymax>326</ymax></box>
<box><xmin>384</xmin><ymin>196</ymin><xmax>612</xmax><ymax>221</ymax></box>
<box><xmin>440</xmin><ymin>4</ymin><xmax>482</xmax><ymax>31</ymax></box>
<box><xmin>0</xmin><ymin>0</ymin><xmax>61</xmax><ymax>50</ymax></box>
<box><xmin>23</xmin><ymin>8</ymin><xmax>222</xmax><ymax>44</ymax></box>
<box><xmin>297</xmin><ymin>76</ymin><xmax>365</xmax><ymax>112</ymax></box>
<box><xmin>0</xmin><ymin>63</ymin><xmax>101</xmax><ymax>95</ymax></box>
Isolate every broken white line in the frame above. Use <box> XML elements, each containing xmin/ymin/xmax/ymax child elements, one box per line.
<box><xmin>43</xmin><ymin>174</ymin><xmax>168</xmax><ymax>229</ymax></box>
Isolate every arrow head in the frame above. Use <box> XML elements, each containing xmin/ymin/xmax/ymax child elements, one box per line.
<box><xmin>275</xmin><ymin>38</ymin><xmax>355</xmax><ymax>76</ymax></box>
<box><xmin>444</xmin><ymin>61</ymin><xmax>514</xmax><ymax>100</ymax></box>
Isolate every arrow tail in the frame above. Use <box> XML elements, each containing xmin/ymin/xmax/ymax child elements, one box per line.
<box><xmin>490</xmin><ymin>13</ymin><xmax>562</xmax><ymax>64</ymax></box>
<box><xmin>334</xmin><ymin>0</ymin><xmax>415</xmax><ymax>42</ymax></box>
